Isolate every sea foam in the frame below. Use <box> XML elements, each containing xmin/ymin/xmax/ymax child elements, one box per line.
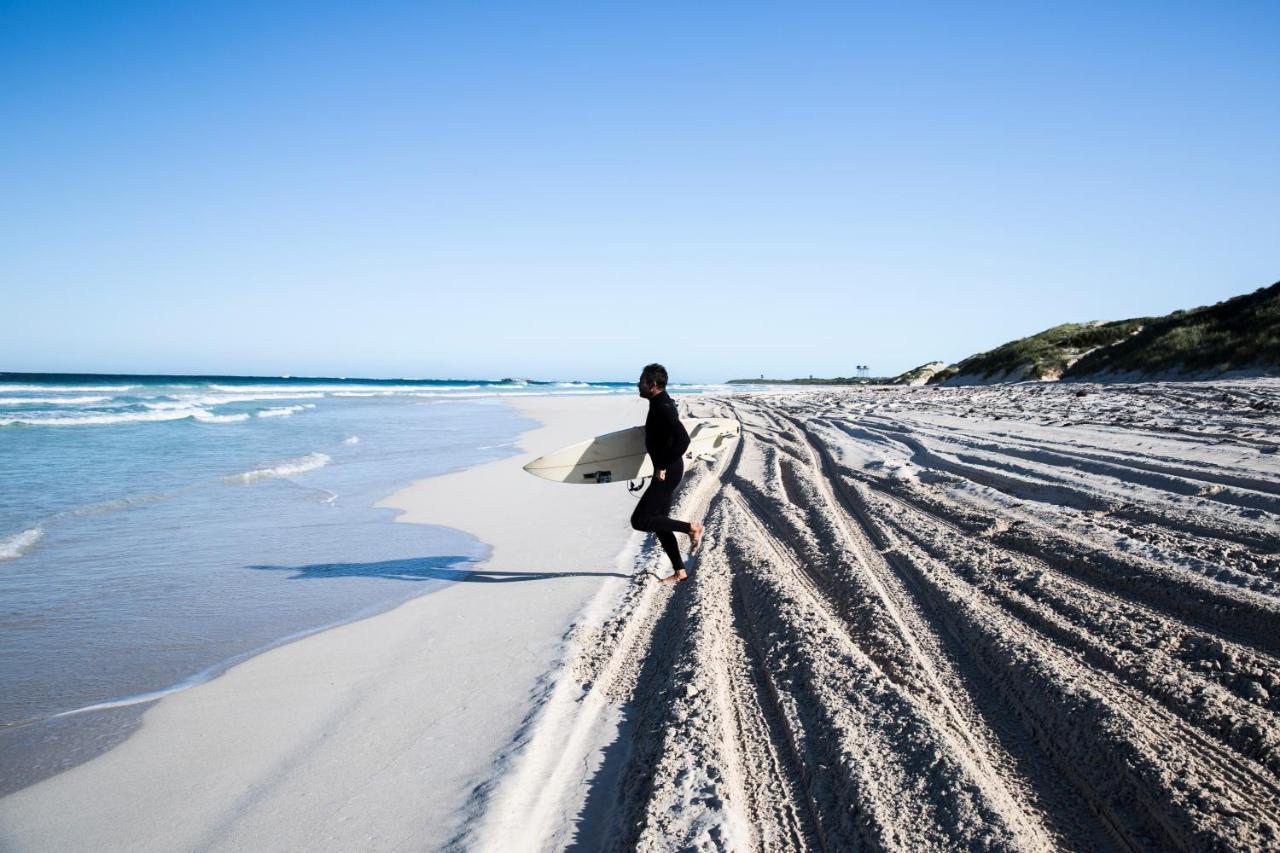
<box><xmin>210</xmin><ymin>384</ymin><xmax>396</xmax><ymax>395</ymax></box>
<box><xmin>0</xmin><ymin>396</ymin><xmax>112</xmax><ymax>406</ymax></box>
<box><xmin>193</xmin><ymin>411</ymin><xmax>251</xmax><ymax>424</ymax></box>
<box><xmin>257</xmin><ymin>404</ymin><xmax>315</xmax><ymax>418</ymax></box>
<box><xmin>0</xmin><ymin>408</ymin><xmax>215</xmax><ymax>427</ymax></box>
<box><xmin>188</xmin><ymin>392</ymin><xmax>325</xmax><ymax>407</ymax></box>
<box><xmin>0</xmin><ymin>384</ymin><xmax>139</xmax><ymax>392</ymax></box>
<box><xmin>0</xmin><ymin>527</ymin><xmax>43</xmax><ymax>561</ymax></box>
<box><xmin>227</xmin><ymin>452</ymin><xmax>332</xmax><ymax>483</ymax></box>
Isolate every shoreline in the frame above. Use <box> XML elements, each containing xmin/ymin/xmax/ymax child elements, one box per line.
<box><xmin>0</xmin><ymin>393</ymin><xmax>648</xmax><ymax>852</ymax></box>
<box><xmin>2</xmin><ymin>394</ymin><xmax>524</xmax><ymax>799</ymax></box>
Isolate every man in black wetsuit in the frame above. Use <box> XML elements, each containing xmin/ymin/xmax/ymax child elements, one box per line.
<box><xmin>632</xmin><ymin>363</ymin><xmax>703</xmax><ymax>584</ymax></box>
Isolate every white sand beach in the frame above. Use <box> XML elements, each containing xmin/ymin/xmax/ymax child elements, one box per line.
<box><xmin>4</xmin><ymin>380</ymin><xmax>1280</xmax><ymax>852</ymax></box>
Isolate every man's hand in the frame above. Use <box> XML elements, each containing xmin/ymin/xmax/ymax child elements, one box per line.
<box><xmin>656</xmin><ymin>468</ymin><xmax>667</xmax><ymax>481</ymax></box>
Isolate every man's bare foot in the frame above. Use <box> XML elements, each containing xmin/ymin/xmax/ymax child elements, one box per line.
<box><xmin>660</xmin><ymin>570</ymin><xmax>689</xmax><ymax>585</ymax></box>
<box><xmin>689</xmin><ymin>521</ymin><xmax>704</xmax><ymax>554</ymax></box>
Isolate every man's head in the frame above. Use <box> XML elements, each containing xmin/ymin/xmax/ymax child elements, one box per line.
<box><xmin>637</xmin><ymin>363</ymin><xmax>668</xmax><ymax>398</ymax></box>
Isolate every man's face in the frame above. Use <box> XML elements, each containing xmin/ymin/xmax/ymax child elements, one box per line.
<box><xmin>637</xmin><ymin>375</ymin><xmax>654</xmax><ymax>398</ymax></box>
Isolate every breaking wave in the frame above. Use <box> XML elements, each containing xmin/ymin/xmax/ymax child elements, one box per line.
<box><xmin>0</xmin><ymin>408</ymin><xmax>217</xmax><ymax>427</ymax></box>
<box><xmin>0</xmin><ymin>396</ymin><xmax>112</xmax><ymax>405</ymax></box>
<box><xmin>257</xmin><ymin>404</ymin><xmax>315</xmax><ymax>418</ymax></box>
<box><xmin>193</xmin><ymin>411</ymin><xmax>251</xmax><ymax>424</ymax></box>
<box><xmin>226</xmin><ymin>452</ymin><xmax>332</xmax><ymax>483</ymax></box>
<box><xmin>0</xmin><ymin>528</ymin><xmax>43</xmax><ymax>561</ymax></box>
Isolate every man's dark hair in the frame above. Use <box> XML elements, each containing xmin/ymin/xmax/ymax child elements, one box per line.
<box><xmin>641</xmin><ymin>363</ymin><xmax>668</xmax><ymax>389</ymax></box>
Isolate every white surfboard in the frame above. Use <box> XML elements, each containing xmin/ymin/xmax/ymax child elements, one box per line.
<box><xmin>523</xmin><ymin>418</ymin><xmax>740</xmax><ymax>484</ymax></box>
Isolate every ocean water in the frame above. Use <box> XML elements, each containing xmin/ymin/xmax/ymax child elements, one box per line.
<box><xmin>0</xmin><ymin>374</ymin><xmax>723</xmax><ymax>794</ymax></box>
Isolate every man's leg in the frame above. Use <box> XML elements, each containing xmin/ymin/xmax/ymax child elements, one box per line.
<box><xmin>632</xmin><ymin>466</ymin><xmax>690</xmax><ymax>534</ymax></box>
<box><xmin>644</xmin><ymin>491</ymin><xmax>701</xmax><ymax>556</ymax></box>
<box><xmin>643</xmin><ymin>516</ymin><xmax>691</xmax><ymax>535</ymax></box>
<box><xmin>631</xmin><ymin>475</ymin><xmax>691</xmax><ymax>579</ymax></box>
<box><xmin>654</xmin><ymin>531</ymin><xmax>683</xmax><ymax>575</ymax></box>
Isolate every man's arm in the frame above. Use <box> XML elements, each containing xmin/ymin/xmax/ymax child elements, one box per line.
<box><xmin>668</xmin><ymin>401</ymin><xmax>690</xmax><ymax>458</ymax></box>
<box><xmin>654</xmin><ymin>399</ymin><xmax>690</xmax><ymax>478</ymax></box>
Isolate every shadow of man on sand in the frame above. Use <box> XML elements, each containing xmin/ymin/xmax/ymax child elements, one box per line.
<box><xmin>248</xmin><ymin>556</ymin><xmax>630</xmax><ymax>583</ymax></box>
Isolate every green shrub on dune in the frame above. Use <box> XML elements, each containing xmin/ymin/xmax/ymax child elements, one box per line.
<box><xmin>927</xmin><ymin>281</ymin><xmax>1279</xmax><ymax>384</ymax></box>
<box><xmin>1064</xmin><ymin>282</ymin><xmax>1280</xmax><ymax>378</ymax></box>
<box><xmin>935</xmin><ymin>319</ymin><xmax>1147</xmax><ymax>383</ymax></box>
<box><xmin>726</xmin><ymin>281</ymin><xmax>1279</xmax><ymax>387</ymax></box>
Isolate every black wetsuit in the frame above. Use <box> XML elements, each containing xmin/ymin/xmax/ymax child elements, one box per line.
<box><xmin>631</xmin><ymin>390</ymin><xmax>692</xmax><ymax>572</ymax></box>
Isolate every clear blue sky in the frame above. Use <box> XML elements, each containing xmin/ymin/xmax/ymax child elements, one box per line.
<box><xmin>2</xmin><ymin>2</ymin><xmax>1277</xmax><ymax>382</ymax></box>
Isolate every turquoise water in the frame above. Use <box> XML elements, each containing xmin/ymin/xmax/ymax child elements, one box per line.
<box><xmin>0</xmin><ymin>374</ymin><xmax>725</xmax><ymax>793</ymax></box>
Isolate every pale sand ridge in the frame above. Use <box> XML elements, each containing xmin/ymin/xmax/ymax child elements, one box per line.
<box><xmin>475</xmin><ymin>381</ymin><xmax>1280</xmax><ymax>851</ymax></box>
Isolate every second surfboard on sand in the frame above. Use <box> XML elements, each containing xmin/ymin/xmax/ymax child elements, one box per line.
<box><xmin>522</xmin><ymin>418</ymin><xmax>740</xmax><ymax>484</ymax></box>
